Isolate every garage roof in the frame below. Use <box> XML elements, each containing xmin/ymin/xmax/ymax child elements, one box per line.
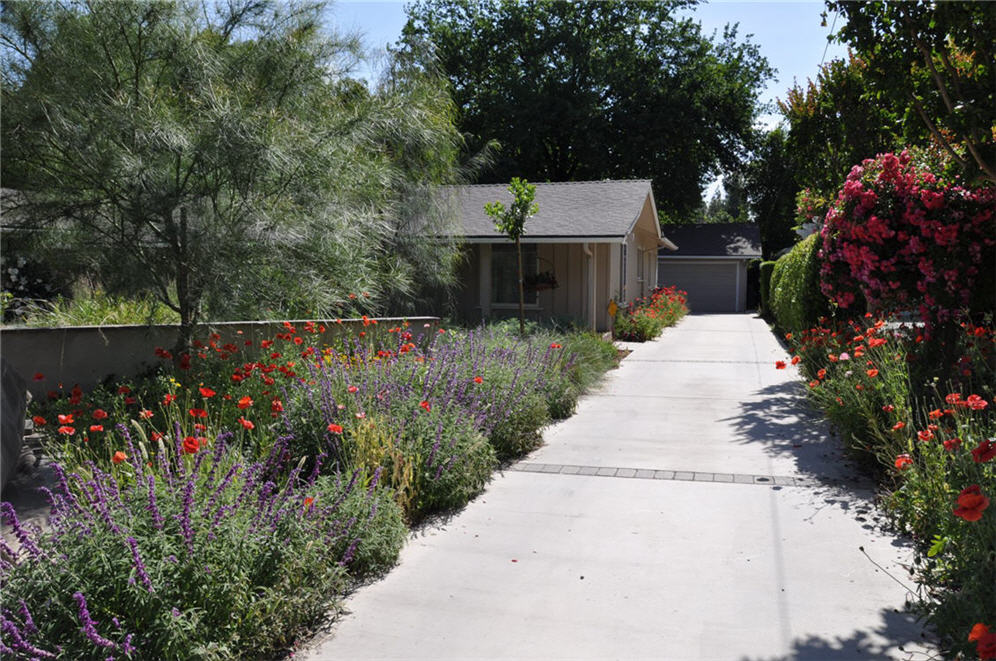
<box><xmin>657</xmin><ymin>223</ymin><xmax>761</xmax><ymax>257</ymax></box>
<box><xmin>445</xmin><ymin>179</ymin><xmax>658</xmax><ymax>241</ymax></box>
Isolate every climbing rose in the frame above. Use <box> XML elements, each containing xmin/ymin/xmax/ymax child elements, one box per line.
<box><xmin>953</xmin><ymin>485</ymin><xmax>989</xmax><ymax>521</ymax></box>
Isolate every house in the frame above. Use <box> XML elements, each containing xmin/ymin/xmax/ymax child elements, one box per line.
<box><xmin>447</xmin><ymin>180</ymin><xmax>675</xmax><ymax>331</ymax></box>
<box><xmin>656</xmin><ymin>223</ymin><xmax>762</xmax><ymax>313</ymax></box>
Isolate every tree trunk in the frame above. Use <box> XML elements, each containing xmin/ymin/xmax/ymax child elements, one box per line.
<box><xmin>173</xmin><ymin>205</ymin><xmax>195</xmax><ymax>359</ymax></box>
<box><xmin>516</xmin><ymin>236</ymin><xmax>525</xmax><ymax>336</ymax></box>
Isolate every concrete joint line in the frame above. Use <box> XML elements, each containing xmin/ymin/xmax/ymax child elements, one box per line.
<box><xmin>509</xmin><ymin>462</ymin><xmax>816</xmax><ymax>488</ymax></box>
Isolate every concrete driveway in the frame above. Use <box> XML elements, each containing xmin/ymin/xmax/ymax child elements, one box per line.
<box><xmin>303</xmin><ymin>314</ymin><xmax>931</xmax><ymax>660</ymax></box>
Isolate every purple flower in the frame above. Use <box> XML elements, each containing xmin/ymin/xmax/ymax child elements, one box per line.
<box><xmin>73</xmin><ymin>592</ymin><xmax>118</xmax><ymax>649</ymax></box>
<box><xmin>0</xmin><ymin>502</ymin><xmax>42</xmax><ymax>558</ymax></box>
<box><xmin>126</xmin><ymin>537</ymin><xmax>154</xmax><ymax>592</ymax></box>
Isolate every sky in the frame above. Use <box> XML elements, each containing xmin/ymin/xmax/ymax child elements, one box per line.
<box><xmin>327</xmin><ymin>0</ymin><xmax>849</xmax><ymax>197</ymax></box>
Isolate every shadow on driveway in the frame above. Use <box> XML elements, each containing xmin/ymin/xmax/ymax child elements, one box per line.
<box><xmin>738</xmin><ymin>606</ymin><xmax>934</xmax><ymax>661</ymax></box>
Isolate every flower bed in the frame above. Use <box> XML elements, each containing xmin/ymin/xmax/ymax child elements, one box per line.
<box><xmin>613</xmin><ymin>285</ymin><xmax>688</xmax><ymax>342</ymax></box>
<box><xmin>778</xmin><ymin>315</ymin><xmax>995</xmax><ymax>658</ymax></box>
<box><xmin>3</xmin><ymin>320</ymin><xmax>617</xmax><ymax>658</ymax></box>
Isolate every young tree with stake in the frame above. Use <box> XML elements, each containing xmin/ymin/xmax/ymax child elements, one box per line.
<box><xmin>484</xmin><ymin>178</ymin><xmax>538</xmax><ymax>336</ymax></box>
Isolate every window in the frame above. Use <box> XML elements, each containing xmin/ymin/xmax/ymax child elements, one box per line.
<box><xmin>492</xmin><ymin>243</ymin><xmax>537</xmax><ymax>305</ymax></box>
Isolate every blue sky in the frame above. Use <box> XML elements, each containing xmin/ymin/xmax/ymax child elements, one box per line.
<box><xmin>327</xmin><ymin>0</ymin><xmax>848</xmax><ymax>195</ymax></box>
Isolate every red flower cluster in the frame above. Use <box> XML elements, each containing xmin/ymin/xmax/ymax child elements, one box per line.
<box><xmin>820</xmin><ymin>151</ymin><xmax>994</xmax><ymax>331</ymax></box>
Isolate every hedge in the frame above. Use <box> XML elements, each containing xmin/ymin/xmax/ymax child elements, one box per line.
<box><xmin>769</xmin><ymin>232</ymin><xmax>830</xmax><ymax>331</ymax></box>
<box><xmin>759</xmin><ymin>260</ymin><xmax>776</xmax><ymax>314</ymax></box>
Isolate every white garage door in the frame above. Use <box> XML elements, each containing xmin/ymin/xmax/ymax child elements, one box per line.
<box><xmin>658</xmin><ymin>260</ymin><xmax>738</xmax><ymax>313</ymax></box>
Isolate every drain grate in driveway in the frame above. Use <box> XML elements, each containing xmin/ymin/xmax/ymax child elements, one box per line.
<box><xmin>508</xmin><ymin>462</ymin><xmax>818</xmax><ymax>488</ymax></box>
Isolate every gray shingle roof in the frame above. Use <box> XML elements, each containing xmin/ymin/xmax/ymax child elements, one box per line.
<box><xmin>446</xmin><ymin>179</ymin><xmax>654</xmax><ymax>239</ymax></box>
<box><xmin>657</xmin><ymin>223</ymin><xmax>762</xmax><ymax>257</ymax></box>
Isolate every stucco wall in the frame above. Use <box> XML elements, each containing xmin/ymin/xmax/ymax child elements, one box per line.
<box><xmin>0</xmin><ymin>317</ymin><xmax>440</xmax><ymax>399</ymax></box>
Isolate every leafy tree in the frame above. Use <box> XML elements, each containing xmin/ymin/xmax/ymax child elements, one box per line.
<box><xmin>744</xmin><ymin>127</ymin><xmax>798</xmax><ymax>259</ymax></box>
<box><xmin>484</xmin><ymin>178</ymin><xmax>537</xmax><ymax>335</ymax></box>
<box><xmin>1</xmin><ymin>0</ymin><xmax>467</xmax><ymax>348</ymax></box>
<box><xmin>399</xmin><ymin>0</ymin><xmax>773</xmax><ymax>223</ymax></box>
<box><xmin>778</xmin><ymin>56</ymin><xmax>901</xmax><ymax>198</ymax></box>
<box><xmin>827</xmin><ymin>0</ymin><xmax>996</xmax><ymax>183</ymax></box>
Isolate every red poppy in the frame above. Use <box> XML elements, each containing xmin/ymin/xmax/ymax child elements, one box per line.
<box><xmin>303</xmin><ymin>497</ymin><xmax>314</xmax><ymax>508</ymax></box>
<box><xmin>139</xmin><ymin>409</ymin><xmax>154</xmax><ymax>420</ymax></box>
<box><xmin>124</xmin><ymin>396</ymin><xmax>136</xmax><ymax>405</ymax></box>
<box><xmin>953</xmin><ymin>485</ymin><xmax>989</xmax><ymax>521</ymax></box>
<box><xmin>188</xmin><ymin>408</ymin><xmax>208</xmax><ymax>418</ymax></box>
<box><xmin>112</xmin><ymin>451</ymin><xmax>127</xmax><ymax>464</ymax></box>
<box><xmin>917</xmin><ymin>430</ymin><xmax>933</xmax><ymax>442</ymax></box>
<box><xmin>238</xmin><ymin>417</ymin><xmax>254</xmax><ymax>430</ymax></box>
<box><xmin>775</xmin><ymin>361</ymin><xmax>787</xmax><ymax>369</ymax></box>
<box><xmin>550</xmin><ymin>342</ymin><xmax>561</xmax><ymax>349</ymax></box>
<box><xmin>965</xmin><ymin>394</ymin><xmax>989</xmax><ymax>410</ymax></box>
<box><xmin>237</xmin><ymin>396</ymin><xmax>253</xmax><ymax>410</ymax></box>
<box><xmin>150</xmin><ymin>431</ymin><xmax>164</xmax><ymax>441</ymax></box>
<box><xmin>891</xmin><ymin>422</ymin><xmax>906</xmax><ymax>431</ymax></box>
<box><xmin>790</xmin><ymin>356</ymin><xmax>801</xmax><ymax>365</ymax></box>
<box><xmin>355</xmin><ymin>412</ymin><xmax>366</xmax><ymax>419</ymax></box>
<box><xmin>894</xmin><ymin>454</ymin><xmax>912</xmax><ymax>470</ymax></box>
<box><xmin>32</xmin><ymin>415</ymin><xmax>46</xmax><ymax>427</ymax></box>
<box><xmin>89</xmin><ymin>425</ymin><xmax>104</xmax><ymax>433</ymax></box>
<box><xmin>969</xmin><ymin>624</ymin><xmax>996</xmax><ymax>661</ymax></box>
<box><xmin>33</xmin><ymin>372</ymin><xmax>45</xmax><ymax>381</ymax></box>
<box><xmin>117</xmin><ymin>386</ymin><xmax>131</xmax><ymax>395</ymax></box>
<box><xmin>881</xmin><ymin>404</ymin><xmax>894</xmax><ymax>413</ymax></box>
<box><xmin>58</xmin><ymin>425</ymin><xmax>75</xmax><ymax>435</ymax></box>
<box><xmin>347</xmin><ymin>385</ymin><xmax>358</xmax><ymax>394</ymax></box>
<box><xmin>474</xmin><ymin>376</ymin><xmax>483</xmax><ymax>384</ymax></box>
<box><xmin>808</xmin><ymin>380</ymin><xmax>819</xmax><ymax>388</ymax></box>
<box><xmin>199</xmin><ymin>386</ymin><xmax>216</xmax><ymax>398</ymax></box>
<box><xmin>91</xmin><ymin>409</ymin><xmax>107</xmax><ymax>420</ymax></box>
<box><xmin>58</xmin><ymin>413</ymin><xmax>74</xmax><ymax>425</ymax></box>
<box><xmin>181</xmin><ymin>436</ymin><xmax>201</xmax><ymax>454</ymax></box>
<box><xmin>327</xmin><ymin>423</ymin><xmax>343</xmax><ymax>434</ymax></box>
<box><xmin>271</xmin><ymin>398</ymin><xmax>283</xmax><ymax>413</ymax></box>
<box><xmin>945</xmin><ymin>392</ymin><xmax>963</xmax><ymax>405</ymax></box>
<box><xmin>943</xmin><ymin>438</ymin><xmax>962</xmax><ymax>451</ymax></box>
<box><xmin>817</xmin><ymin>369</ymin><xmax>827</xmax><ymax>380</ymax></box>
<box><xmin>866</xmin><ymin>369</ymin><xmax>879</xmax><ymax>378</ymax></box>
<box><xmin>971</xmin><ymin>439</ymin><xmax>996</xmax><ymax>464</ymax></box>
<box><xmin>163</xmin><ymin>394</ymin><xmax>177</xmax><ymax>405</ymax></box>
<box><xmin>927</xmin><ymin>409</ymin><xmax>944</xmax><ymax>419</ymax></box>
<box><xmin>420</xmin><ymin>400</ymin><xmax>431</xmax><ymax>413</ymax></box>
<box><xmin>193</xmin><ymin>423</ymin><xmax>206</xmax><ymax>432</ymax></box>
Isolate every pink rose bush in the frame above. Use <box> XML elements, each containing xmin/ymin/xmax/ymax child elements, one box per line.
<box><xmin>819</xmin><ymin>151</ymin><xmax>994</xmax><ymax>331</ymax></box>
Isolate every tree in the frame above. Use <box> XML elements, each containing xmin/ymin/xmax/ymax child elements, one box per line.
<box><xmin>484</xmin><ymin>178</ymin><xmax>537</xmax><ymax>335</ymax></box>
<box><xmin>778</xmin><ymin>56</ymin><xmax>901</xmax><ymax>199</ymax></box>
<box><xmin>827</xmin><ymin>0</ymin><xmax>996</xmax><ymax>183</ymax></box>
<box><xmin>1</xmin><ymin>0</ymin><xmax>468</xmax><ymax>349</ymax></box>
<box><xmin>398</xmin><ymin>0</ymin><xmax>773</xmax><ymax>223</ymax></box>
<box><xmin>744</xmin><ymin>127</ymin><xmax>798</xmax><ymax>259</ymax></box>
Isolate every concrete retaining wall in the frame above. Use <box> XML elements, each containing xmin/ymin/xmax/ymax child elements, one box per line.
<box><xmin>0</xmin><ymin>317</ymin><xmax>440</xmax><ymax>399</ymax></box>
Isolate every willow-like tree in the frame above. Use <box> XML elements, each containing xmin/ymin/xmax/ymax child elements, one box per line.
<box><xmin>1</xmin><ymin>0</ymin><xmax>468</xmax><ymax>350</ymax></box>
<box><xmin>484</xmin><ymin>178</ymin><xmax>537</xmax><ymax>336</ymax></box>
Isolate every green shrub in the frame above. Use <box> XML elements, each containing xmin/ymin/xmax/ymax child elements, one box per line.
<box><xmin>20</xmin><ymin>287</ymin><xmax>180</xmax><ymax>327</ymax></box>
<box><xmin>759</xmin><ymin>260</ymin><xmax>776</xmax><ymax>314</ymax></box>
<box><xmin>769</xmin><ymin>233</ymin><xmax>830</xmax><ymax>331</ymax></box>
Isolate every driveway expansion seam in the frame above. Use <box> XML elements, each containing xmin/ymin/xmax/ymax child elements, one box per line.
<box><xmin>508</xmin><ymin>462</ymin><xmax>819</xmax><ymax>488</ymax></box>
<box><xmin>623</xmin><ymin>358</ymin><xmax>775</xmax><ymax>364</ymax></box>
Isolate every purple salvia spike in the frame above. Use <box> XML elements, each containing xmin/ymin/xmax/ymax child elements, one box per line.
<box><xmin>116</xmin><ymin>424</ymin><xmax>144</xmax><ymax>483</ymax></box>
<box><xmin>125</xmin><ymin>537</ymin><xmax>154</xmax><ymax>592</ymax></box>
<box><xmin>146</xmin><ymin>475</ymin><xmax>164</xmax><ymax>530</ymax></box>
<box><xmin>73</xmin><ymin>592</ymin><xmax>118</xmax><ymax>650</ymax></box>
<box><xmin>18</xmin><ymin>600</ymin><xmax>38</xmax><ymax>635</ymax></box>
<box><xmin>0</xmin><ymin>502</ymin><xmax>42</xmax><ymax>558</ymax></box>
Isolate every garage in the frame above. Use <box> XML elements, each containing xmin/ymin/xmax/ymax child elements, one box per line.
<box><xmin>658</xmin><ymin>259</ymin><xmax>740</xmax><ymax>313</ymax></box>
<box><xmin>657</xmin><ymin>223</ymin><xmax>761</xmax><ymax>313</ymax></box>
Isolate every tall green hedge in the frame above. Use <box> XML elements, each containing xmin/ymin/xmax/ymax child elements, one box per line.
<box><xmin>759</xmin><ymin>260</ymin><xmax>776</xmax><ymax>314</ymax></box>
<box><xmin>769</xmin><ymin>232</ymin><xmax>829</xmax><ymax>331</ymax></box>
